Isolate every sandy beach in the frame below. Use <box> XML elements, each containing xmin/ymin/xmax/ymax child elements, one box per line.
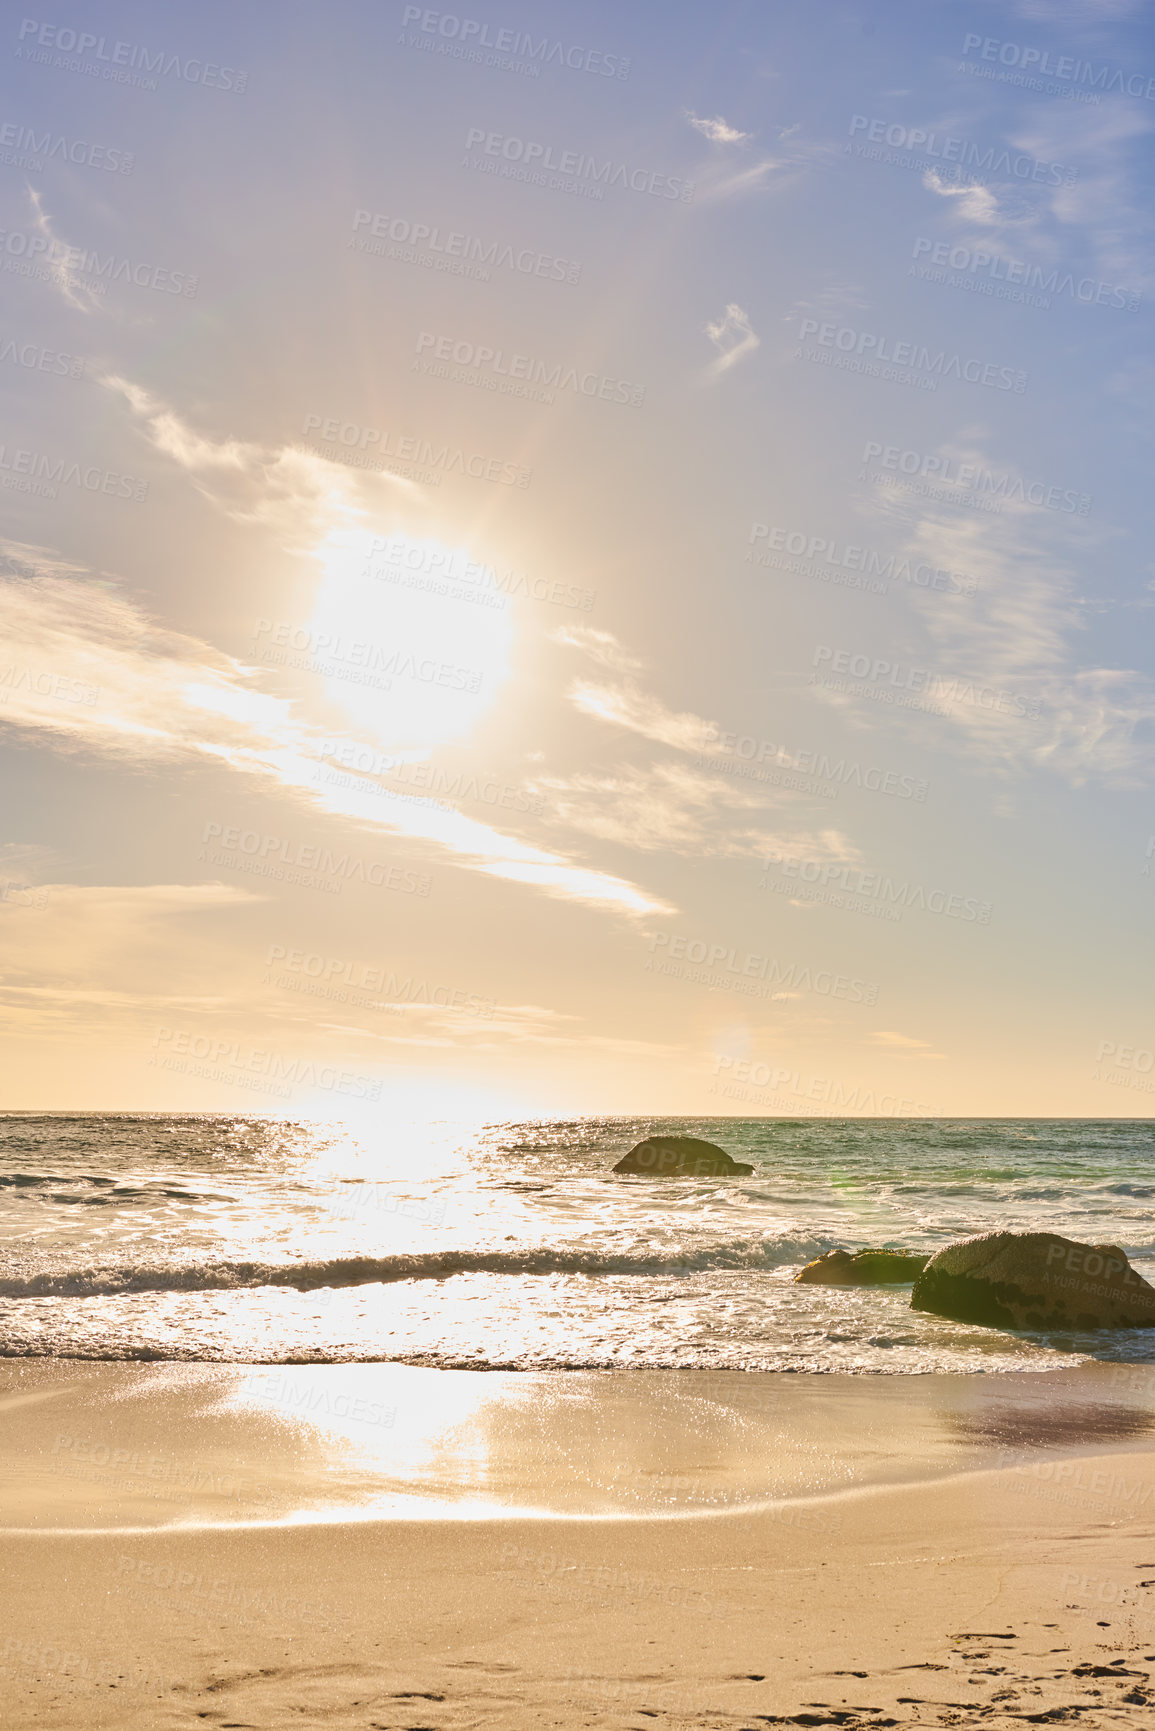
<box><xmin>3</xmin><ymin>0</ymin><xmax>1152</xmax><ymax>1710</ymax></box>
<box><xmin>4</xmin><ymin>1362</ymin><xmax>1155</xmax><ymax>1728</ymax></box>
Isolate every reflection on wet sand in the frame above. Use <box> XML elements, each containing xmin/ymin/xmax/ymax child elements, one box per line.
<box><xmin>5</xmin><ymin>1360</ymin><xmax>1155</xmax><ymax>1527</ymax></box>
<box><xmin>945</xmin><ymin>1395</ymin><xmax>1155</xmax><ymax>1454</ymax></box>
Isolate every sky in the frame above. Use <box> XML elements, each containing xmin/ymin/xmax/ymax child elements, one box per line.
<box><xmin>0</xmin><ymin>0</ymin><xmax>1153</xmax><ymax>1119</ymax></box>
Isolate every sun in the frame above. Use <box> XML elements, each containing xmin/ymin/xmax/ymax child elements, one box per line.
<box><xmin>306</xmin><ymin>528</ymin><xmax>514</xmax><ymax>756</ymax></box>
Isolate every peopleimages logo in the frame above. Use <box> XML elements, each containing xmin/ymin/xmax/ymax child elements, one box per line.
<box><xmin>911</xmin><ymin>239</ymin><xmax>1139</xmax><ymax>313</ymax></box>
<box><xmin>15</xmin><ymin>20</ymin><xmax>247</xmax><ymax>90</ymax></box>
<box><xmin>760</xmin><ymin>852</ymin><xmax>993</xmax><ymax>924</ymax></box>
<box><xmin>847</xmin><ymin>116</ymin><xmax>1077</xmax><ymax>185</ymax></box>
<box><xmin>1096</xmin><ymin>1040</ymin><xmax>1154</xmax><ymax>1074</ymax></box>
<box><xmin>415</xmin><ymin>331</ymin><xmax>645</xmax><ymax>407</ymax></box>
<box><xmin>352</xmin><ymin>209</ymin><xmax>581</xmax><ymax>285</ymax></box>
<box><xmin>748</xmin><ymin>525</ymin><xmax>977</xmax><ymax>596</ymax></box>
<box><xmin>798</xmin><ymin>319</ymin><xmax>1026</xmax><ymax>392</ymax></box>
<box><xmin>647</xmin><ymin>932</ymin><xmax>879</xmax><ymax>1004</ymax></box>
<box><xmin>265</xmin><ymin>946</ymin><xmax>496</xmax><ymax>1018</ymax></box>
<box><xmin>0</xmin><ymin>338</ymin><xmax>84</xmax><ymax>378</ymax></box>
<box><xmin>315</xmin><ymin>740</ymin><xmax>547</xmax><ymax>817</ymax></box>
<box><xmin>150</xmin><ymin>1029</ymin><xmax>382</xmax><ymax>1101</ymax></box>
<box><xmin>0</xmin><ymin>445</ymin><xmax>148</xmax><ymax>502</ymax></box>
<box><xmin>0</xmin><ymin>666</ymin><xmax>99</xmax><ymax>706</ymax></box>
<box><xmin>251</xmin><ymin>619</ymin><xmax>485</xmax><ymax>694</ymax></box>
<box><xmin>711</xmin><ymin>1057</ymin><xmax>930</xmax><ymax>1118</ymax></box>
<box><xmin>961</xmin><ymin>33</ymin><xmax>1155</xmax><ymax>102</ymax></box>
<box><xmin>238</xmin><ymin>1370</ymin><xmax>396</xmax><ymax>1430</ymax></box>
<box><xmin>301</xmin><ymin>414</ymin><xmax>531</xmax><ymax>489</ymax></box>
<box><xmin>860</xmin><ymin>441</ymin><xmax>1092</xmax><ymax>516</ymax></box>
<box><xmin>199</xmin><ymin>822</ymin><xmax>432</xmax><ymax>897</ymax></box>
<box><xmin>400</xmin><ymin>8</ymin><xmax>630</xmax><ymax>78</ymax></box>
<box><xmin>0</xmin><ymin>121</ymin><xmax>133</xmax><ymax>171</ymax></box>
<box><xmin>365</xmin><ymin>536</ymin><xmax>595</xmax><ymax>612</ymax></box>
<box><xmin>0</xmin><ymin>226</ymin><xmax>196</xmax><ymax>295</ymax></box>
<box><xmin>702</xmin><ymin>727</ymin><xmax>929</xmax><ymax>802</ymax></box>
<box><xmin>463</xmin><ymin>129</ymin><xmax>694</xmax><ymax>201</ymax></box>
<box><xmin>812</xmin><ymin>644</ymin><xmax>1041</xmax><ymax>720</ymax></box>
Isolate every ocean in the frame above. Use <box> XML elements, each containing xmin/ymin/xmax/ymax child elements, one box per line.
<box><xmin>4</xmin><ymin>1113</ymin><xmax>1155</xmax><ymax>1373</ymax></box>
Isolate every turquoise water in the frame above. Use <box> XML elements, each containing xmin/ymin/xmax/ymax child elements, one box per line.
<box><xmin>2</xmin><ymin>1114</ymin><xmax>1154</xmax><ymax>1370</ymax></box>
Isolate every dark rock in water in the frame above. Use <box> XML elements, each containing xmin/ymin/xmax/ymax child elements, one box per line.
<box><xmin>611</xmin><ymin>1135</ymin><xmax>754</xmax><ymax>1177</ymax></box>
<box><xmin>911</xmin><ymin>1231</ymin><xmax>1155</xmax><ymax>1331</ymax></box>
<box><xmin>794</xmin><ymin>1248</ymin><xmax>929</xmax><ymax>1286</ymax></box>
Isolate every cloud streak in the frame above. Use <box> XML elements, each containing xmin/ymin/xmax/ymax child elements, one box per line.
<box><xmin>26</xmin><ymin>187</ymin><xmax>101</xmax><ymax>313</ymax></box>
<box><xmin>556</xmin><ymin>630</ymin><xmax>859</xmax><ymax>861</ymax></box>
<box><xmin>539</xmin><ymin>762</ymin><xmax>847</xmax><ymax>858</ymax></box>
<box><xmin>856</xmin><ymin>439</ymin><xmax>1155</xmax><ymax>786</ymax></box>
<box><xmin>0</xmin><ymin>567</ymin><xmax>670</xmax><ymax>918</ymax></box>
<box><xmin>685</xmin><ymin>111</ymin><xmax>751</xmax><ymax>144</ymax></box>
<box><xmin>705</xmin><ymin>303</ymin><xmax>760</xmax><ymax>375</ymax></box>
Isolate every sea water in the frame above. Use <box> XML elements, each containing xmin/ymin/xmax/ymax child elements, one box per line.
<box><xmin>3</xmin><ymin>1114</ymin><xmax>1155</xmax><ymax>1372</ymax></box>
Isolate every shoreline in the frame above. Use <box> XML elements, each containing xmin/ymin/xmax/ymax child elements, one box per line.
<box><xmin>6</xmin><ymin>1362</ymin><xmax>1155</xmax><ymax>1724</ymax></box>
<box><xmin>7</xmin><ymin>1448</ymin><xmax>1155</xmax><ymax>1536</ymax></box>
<box><xmin>6</xmin><ymin>1447</ymin><xmax>1155</xmax><ymax>1727</ymax></box>
<box><xmin>5</xmin><ymin>1358</ymin><xmax>1155</xmax><ymax>1528</ymax></box>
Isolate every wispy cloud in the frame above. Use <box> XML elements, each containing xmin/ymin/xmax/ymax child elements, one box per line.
<box><xmin>555</xmin><ymin>628</ymin><xmax>717</xmax><ymax>750</ymax></box>
<box><xmin>684</xmin><ymin>114</ymin><xmax>814</xmax><ymax>205</ymax></box>
<box><xmin>924</xmin><ymin>103</ymin><xmax>1154</xmax><ymax>287</ymax></box>
<box><xmin>705</xmin><ymin>303</ymin><xmax>760</xmax><ymax>375</ymax></box>
<box><xmin>1043</xmin><ymin>103</ymin><xmax>1155</xmax><ymax>287</ymax></box>
<box><xmin>694</xmin><ymin>156</ymin><xmax>788</xmax><ymax>204</ymax></box>
<box><xmin>856</xmin><ymin>437</ymin><xmax>1155</xmax><ymax>786</ymax></box>
<box><xmin>555</xmin><ymin>630</ymin><xmax>860</xmax><ymax>862</ymax></box>
<box><xmin>26</xmin><ymin>187</ymin><xmax>101</xmax><ymax>313</ymax></box>
<box><xmin>0</xmin><ymin>568</ymin><xmax>670</xmax><ymax>918</ymax></box>
<box><xmin>923</xmin><ymin>169</ymin><xmax>1034</xmax><ymax>230</ymax></box>
<box><xmin>870</xmin><ymin>1030</ymin><xmax>946</xmax><ymax>1059</ymax></box>
<box><xmin>550</xmin><ymin>625</ymin><xmax>643</xmax><ymax>674</ymax></box>
<box><xmin>685</xmin><ymin>111</ymin><xmax>751</xmax><ymax>145</ymax></box>
<box><xmin>0</xmin><ymin>538</ymin><xmax>105</xmax><ymax>587</ymax></box>
<box><xmin>106</xmin><ymin>375</ymin><xmax>392</xmax><ymax>537</ymax></box>
<box><xmin>539</xmin><ymin>762</ymin><xmax>850</xmax><ymax>859</ymax></box>
<box><xmin>568</xmin><ymin>680</ymin><xmax>712</xmax><ymax>753</ymax></box>
<box><xmin>0</xmin><ymin>570</ymin><xmax>305</xmax><ymax>763</ymax></box>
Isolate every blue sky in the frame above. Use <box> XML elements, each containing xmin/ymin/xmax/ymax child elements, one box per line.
<box><xmin>1</xmin><ymin>0</ymin><xmax>1153</xmax><ymax>1116</ymax></box>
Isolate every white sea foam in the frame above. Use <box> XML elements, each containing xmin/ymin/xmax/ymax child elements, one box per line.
<box><xmin>2</xmin><ymin>1113</ymin><xmax>1154</xmax><ymax>1370</ymax></box>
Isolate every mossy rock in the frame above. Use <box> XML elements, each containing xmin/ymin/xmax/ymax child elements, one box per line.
<box><xmin>911</xmin><ymin>1231</ymin><xmax>1155</xmax><ymax>1331</ymax></box>
<box><xmin>795</xmin><ymin>1248</ymin><xmax>930</xmax><ymax>1286</ymax></box>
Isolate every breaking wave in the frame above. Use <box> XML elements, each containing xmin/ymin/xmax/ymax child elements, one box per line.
<box><xmin>0</xmin><ymin>1237</ymin><xmax>833</xmax><ymax>1299</ymax></box>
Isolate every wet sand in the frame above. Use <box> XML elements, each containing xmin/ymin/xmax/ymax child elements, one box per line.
<box><xmin>4</xmin><ymin>1361</ymin><xmax>1155</xmax><ymax>1726</ymax></box>
<box><xmin>6</xmin><ymin>1358</ymin><xmax>1155</xmax><ymax>1524</ymax></box>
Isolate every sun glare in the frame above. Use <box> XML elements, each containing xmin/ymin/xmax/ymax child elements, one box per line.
<box><xmin>307</xmin><ymin>529</ymin><xmax>513</xmax><ymax>756</ymax></box>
